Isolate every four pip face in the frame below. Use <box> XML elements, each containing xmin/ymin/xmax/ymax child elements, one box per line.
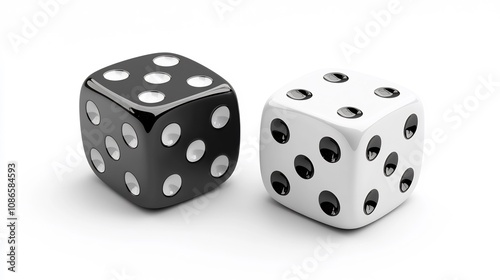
<box><xmin>80</xmin><ymin>53</ymin><xmax>423</xmax><ymax>229</ymax></box>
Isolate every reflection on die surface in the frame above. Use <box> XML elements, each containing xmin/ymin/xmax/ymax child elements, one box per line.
<box><xmin>260</xmin><ymin>69</ymin><xmax>424</xmax><ymax>229</ymax></box>
<box><xmin>80</xmin><ymin>53</ymin><xmax>240</xmax><ymax>209</ymax></box>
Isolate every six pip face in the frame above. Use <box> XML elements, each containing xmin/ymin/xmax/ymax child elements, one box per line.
<box><xmin>80</xmin><ymin>53</ymin><xmax>240</xmax><ymax>209</ymax></box>
<box><xmin>259</xmin><ymin>69</ymin><xmax>424</xmax><ymax>229</ymax></box>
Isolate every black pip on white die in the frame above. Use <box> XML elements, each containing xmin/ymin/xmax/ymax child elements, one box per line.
<box><xmin>80</xmin><ymin>53</ymin><xmax>240</xmax><ymax>209</ymax></box>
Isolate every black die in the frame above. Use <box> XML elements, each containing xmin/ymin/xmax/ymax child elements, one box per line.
<box><xmin>80</xmin><ymin>53</ymin><xmax>240</xmax><ymax>209</ymax></box>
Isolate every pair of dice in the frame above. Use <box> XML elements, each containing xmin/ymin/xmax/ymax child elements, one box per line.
<box><xmin>80</xmin><ymin>53</ymin><xmax>423</xmax><ymax>229</ymax></box>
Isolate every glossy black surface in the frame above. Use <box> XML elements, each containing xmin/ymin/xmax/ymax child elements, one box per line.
<box><xmin>80</xmin><ymin>53</ymin><xmax>240</xmax><ymax>209</ymax></box>
<box><xmin>319</xmin><ymin>191</ymin><xmax>340</xmax><ymax>216</ymax></box>
<box><xmin>404</xmin><ymin>114</ymin><xmax>418</xmax><ymax>139</ymax></box>
<box><xmin>400</xmin><ymin>168</ymin><xmax>414</xmax><ymax>193</ymax></box>
<box><xmin>89</xmin><ymin>53</ymin><xmax>228</xmax><ymax>107</ymax></box>
<box><xmin>364</xmin><ymin>189</ymin><xmax>379</xmax><ymax>215</ymax></box>
<box><xmin>271</xmin><ymin>171</ymin><xmax>290</xmax><ymax>196</ymax></box>
<box><xmin>286</xmin><ymin>89</ymin><xmax>313</xmax><ymax>100</ymax></box>
<box><xmin>319</xmin><ymin>137</ymin><xmax>341</xmax><ymax>163</ymax></box>
<box><xmin>323</xmin><ymin>72</ymin><xmax>349</xmax><ymax>83</ymax></box>
<box><xmin>337</xmin><ymin>107</ymin><xmax>363</xmax><ymax>119</ymax></box>
<box><xmin>384</xmin><ymin>152</ymin><xmax>398</xmax><ymax>177</ymax></box>
<box><xmin>270</xmin><ymin>118</ymin><xmax>290</xmax><ymax>144</ymax></box>
<box><xmin>294</xmin><ymin>155</ymin><xmax>314</xmax><ymax>179</ymax></box>
<box><xmin>366</xmin><ymin>135</ymin><xmax>382</xmax><ymax>161</ymax></box>
<box><xmin>374</xmin><ymin>87</ymin><xmax>400</xmax><ymax>98</ymax></box>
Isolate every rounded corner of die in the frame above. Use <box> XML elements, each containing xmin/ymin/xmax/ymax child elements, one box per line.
<box><xmin>80</xmin><ymin>75</ymin><xmax>95</xmax><ymax>90</ymax></box>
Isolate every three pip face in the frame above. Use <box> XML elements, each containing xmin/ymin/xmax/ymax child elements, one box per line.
<box><xmin>80</xmin><ymin>53</ymin><xmax>424</xmax><ymax>229</ymax></box>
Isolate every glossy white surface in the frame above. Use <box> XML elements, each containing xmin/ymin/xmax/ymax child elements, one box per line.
<box><xmin>124</xmin><ymin>172</ymin><xmax>140</xmax><ymax>196</ymax></box>
<box><xmin>260</xmin><ymin>69</ymin><xmax>424</xmax><ymax>229</ymax></box>
<box><xmin>163</xmin><ymin>174</ymin><xmax>182</xmax><ymax>197</ymax></box>
<box><xmin>210</xmin><ymin>155</ymin><xmax>229</xmax><ymax>178</ymax></box>
<box><xmin>103</xmin><ymin>69</ymin><xmax>130</xmax><ymax>81</ymax></box>
<box><xmin>122</xmin><ymin>123</ymin><xmax>138</xmax><ymax>148</ymax></box>
<box><xmin>144</xmin><ymin>72</ymin><xmax>171</xmax><ymax>85</ymax></box>
<box><xmin>153</xmin><ymin>55</ymin><xmax>179</xmax><ymax>67</ymax></box>
<box><xmin>138</xmin><ymin>90</ymin><xmax>165</xmax><ymax>103</ymax></box>
<box><xmin>211</xmin><ymin>106</ymin><xmax>230</xmax><ymax>129</ymax></box>
<box><xmin>161</xmin><ymin>123</ymin><xmax>181</xmax><ymax>147</ymax></box>
<box><xmin>105</xmin><ymin>136</ymin><xmax>120</xmax><ymax>160</ymax></box>
<box><xmin>186</xmin><ymin>140</ymin><xmax>206</xmax><ymax>163</ymax></box>
<box><xmin>90</xmin><ymin>148</ymin><xmax>105</xmax><ymax>173</ymax></box>
<box><xmin>85</xmin><ymin>100</ymin><xmax>100</xmax><ymax>125</ymax></box>
<box><xmin>187</xmin><ymin>75</ymin><xmax>213</xmax><ymax>87</ymax></box>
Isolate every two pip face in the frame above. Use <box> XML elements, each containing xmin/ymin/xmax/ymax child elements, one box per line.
<box><xmin>80</xmin><ymin>53</ymin><xmax>423</xmax><ymax>229</ymax></box>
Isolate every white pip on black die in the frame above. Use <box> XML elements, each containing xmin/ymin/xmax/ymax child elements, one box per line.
<box><xmin>80</xmin><ymin>53</ymin><xmax>240</xmax><ymax>209</ymax></box>
<box><xmin>260</xmin><ymin>69</ymin><xmax>424</xmax><ymax>229</ymax></box>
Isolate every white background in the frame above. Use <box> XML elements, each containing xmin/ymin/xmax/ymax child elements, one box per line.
<box><xmin>1</xmin><ymin>0</ymin><xmax>499</xmax><ymax>279</ymax></box>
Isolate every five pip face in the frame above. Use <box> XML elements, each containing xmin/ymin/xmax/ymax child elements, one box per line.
<box><xmin>80</xmin><ymin>53</ymin><xmax>424</xmax><ymax>229</ymax></box>
<box><xmin>80</xmin><ymin>53</ymin><xmax>240</xmax><ymax>209</ymax></box>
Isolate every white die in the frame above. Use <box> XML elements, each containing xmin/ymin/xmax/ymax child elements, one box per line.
<box><xmin>259</xmin><ymin>69</ymin><xmax>424</xmax><ymax>229</ymax></box>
